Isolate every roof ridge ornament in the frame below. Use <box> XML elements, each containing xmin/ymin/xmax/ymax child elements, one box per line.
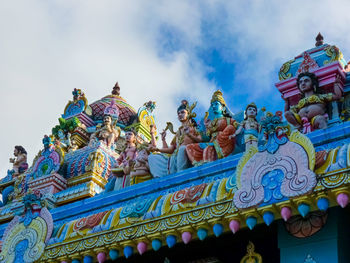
<box><xmin>112</xmin><ymin>81</ymin><xmax>121</xmax><ymax>96</ymax></box>
<box><xmin>315</xmin><ymin>32</ymin><xmax>324</xmax><ymax>47</ymax></box>
<box><xmin>297</xmin><ymin>51</ymin><xmax>319</xmax><ymax>75</ymax></box>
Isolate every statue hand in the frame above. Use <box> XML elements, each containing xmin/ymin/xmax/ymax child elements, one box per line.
<box><xmin>161</xmin><ymin>130</ymin><xmax>167</xmax><ymax>141</ymax></box>
<box><xmin>204</xmin><ymin>118</ymin><xmax>211</xmax><ymax>128</ymax></box>
<box><xmin>9</xmin><ymin>158</ymin><xmax>15</xmax><ymax>163</ymax></box>
<box><xmin>149</xmin><ymin>146</ymin><xmax>158</xmax><ymax>152</ymax></box>
<box><xmin>229</xmin><ymin>134</ymin><xmax>236</xmax><ymax>139</ymax></box>
<box><xmin>150</xmin><ymin>124</ymin><xmax>156</xmax><ymax>134</ymax></box>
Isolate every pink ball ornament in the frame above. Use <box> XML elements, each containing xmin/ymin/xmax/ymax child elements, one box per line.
<box><xmin>97</xmin><ymin>252</ymin><xmax>107</xmax><ymax>263</ymax></box>
<box><xmin>229</xmin><ymin>219</ymin><xmax>240</xmax><ymax>234</ymax></box>
<box><xmin>137</xmin><ymin>241</ymin><xmax>147</xmax><ymax>255</ymax></box>
<box><xmin>337</xmin><ymin>193</ymin><xmax>349</xmax><ymax>208</ymax></box>
<box><xmin>181</xmin><ymin>231</ymin><xmax>192</xmax><ymax>244</ymax></box>
<box><xmin>281</xmin><ymin>206</ymin><xmax>292</xmax><ymax>221</ymax></box>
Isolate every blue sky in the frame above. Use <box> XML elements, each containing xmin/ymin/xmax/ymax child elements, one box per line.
<box><xmin>1</xmin><ymin>0</ymin><xmax>350</xmax><ymax>176</ymax></box>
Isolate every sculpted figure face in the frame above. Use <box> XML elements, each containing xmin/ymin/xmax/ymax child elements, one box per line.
<box><xmin>298</xmin><ymin>76</ymin><xmax>313</xmax><ymax>94</ymax></box>
<box><xmin>211</xmin><ymin>101</ymin><xmax>224</xmax><ymax>115</ymax></box>
<box><xmin>13</xmin><ymin>148</ymin><xmax>19</xmax><ymax>156</ymax></box>
<box><xmin>246</xmin><ymin>106</ymin><xmax>257</xmax><ymax>118</ymax></box>
<box><xmin>57</xmin><ymin>130</ymin><xmax>65</xmax><ymax>139</ymax></box>
<box><xmin>125</xmin><ymin>131</ymin><xmax>136</xmax><ymax>144</ymax></box>
<box><xmin>103</xmin><ymin>115</ymin><xmax>112</xmax><ymax>126</ymax></box>
<box><xmin>177</xmin><ymin>109</ymin><xmax>189</xmax><ymax>123</ymax></box>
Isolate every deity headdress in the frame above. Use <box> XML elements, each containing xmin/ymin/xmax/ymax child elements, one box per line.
<box><xmin>244</xmin><ymin>102</ymin><xmax>258</xmax><ymax>120</ymax></box>
<box><xmin>210</xmin><ymin>90</ymin><xmax>226</xmax><ymax>106</ymax></box>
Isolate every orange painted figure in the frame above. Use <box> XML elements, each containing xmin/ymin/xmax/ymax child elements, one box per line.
<box><xmin>186</xmin><ymin>90</ymin><xmax>237</xmax><ymax>165</ymax></box>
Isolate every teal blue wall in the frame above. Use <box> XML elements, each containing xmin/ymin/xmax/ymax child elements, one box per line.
<box><xmin>278</xmin><ymin>207</ymin><xmax>350</xmax><ymax>263</ymax></box>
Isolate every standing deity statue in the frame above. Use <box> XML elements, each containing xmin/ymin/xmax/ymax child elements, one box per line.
<box><xmin>186</xmin><ymin>90</ymin><xmax>237</xmax><ymax>164</ymax></box>
<box><xmin>8</xmin><ymin>146</ymin><xmax>28</xmax><ymax>178</ymax></box>
<box><xmin>230</xmin><ymin>102</ymin><xmax>260</xmax><ymax>151</ymax></box>
<box><xmin>113</xmin><ymin>130</ymin><xmax>138</xmax><ymax>190</ymax></box>
<box><xmin>148</xmin><ymin>100</ymin><xmax>202</xmax><ymax>177</ymax></box>
<box><xmin>284</xmin><ymin>72</ymin><xmax>342</xmax><ymax>133</ymax></box>
<box><xmin>89</xmin><ymin>115</ymin><xmax>121</xmax><ymax>148</ymax></box>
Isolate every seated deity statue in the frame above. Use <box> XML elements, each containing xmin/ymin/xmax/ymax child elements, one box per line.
<box><xmin>284</xmin><ymin>72</ymin><xmax>342</xmax><ymax>133</ymax></box>
<box><xmin>186</xmin><ymin>90</ymin><xmax>237</xmax><ymax>165</ymax></box>
<box><xmin>8</xmin><ymin>146</ymin><xmax>28</xmax><ymax>178</ymax></box>
<box><xmin>230</xmin><ymin>102</ymin><xmax>260</xmax><ymax>151</ymax></box>
<box><xmin>148</xmin><ymin>100</ymin><xmax>202</xmax><ymax>177</ymax></box>
<box><xmin>113</xmin><ymin>130</ymin><xmax>138</xmax><ymax>190</ymax></box>
<box><xmin>130</xmin><ymin>146</ymin><xmax>152</xmax><ymax>185</ymax></box>
<box><xmin>89</xmin><ymin>114</ymin><xmax>120</xmax><ymax>148</ymax></box>
<box><xmin>68</xmin><ymin>139</ymin><xmax>79</xmax><ymax>152</ymax></box>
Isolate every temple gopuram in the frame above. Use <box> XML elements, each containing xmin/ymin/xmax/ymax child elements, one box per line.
<box><xmin>1</xmin><ymin>34</ymin><xmax>350</xmax><ymax>263</ymax></box>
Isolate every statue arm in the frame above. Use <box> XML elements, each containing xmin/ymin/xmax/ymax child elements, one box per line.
<box><xmin>14</xmin><ymin>154</ymin><xmax>26</xmax><ymax>165</ymax></box>
<box><xmin>160</xmin><ymin>130</ymin><xmax>169</xmax><ymax>148</ymax></box>
<box><xmin>149</xmin><ymin>125</ymin><xmax>157</xmax><ymax>147</ymax></box>
<box><xmin>332</xmin><ymin>78</ymin><xmax>343</xmax><ymax>100</ymax></box>
<box><xmin>157</xmin><ymin>144</ymin><xmax>176</xmax><ymax>154</ymax></box>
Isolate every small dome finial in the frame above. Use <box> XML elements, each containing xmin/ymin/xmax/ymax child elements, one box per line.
<box><xmin>112</xmin><ymin>82</ymin><xmax>120</xmax><ymax>96</ymax></box>
<box><xmin>315</xmin><ymin>32</ymin><xmax>324</xmax><ymax>47</ymax></box>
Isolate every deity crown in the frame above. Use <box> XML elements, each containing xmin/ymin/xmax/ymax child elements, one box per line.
<box><xmin>211</xmin><ymin>90</ymin><xmax>226</xmax><ymax>106</ymax></box>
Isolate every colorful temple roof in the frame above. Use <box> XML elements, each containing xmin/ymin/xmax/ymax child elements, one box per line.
<box><xmin>1</xmin><ymin>35</ymin><xmax>350</xmax><ymax>263</ymax></box>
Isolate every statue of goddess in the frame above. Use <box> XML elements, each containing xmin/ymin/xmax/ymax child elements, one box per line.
<box><xmin>230</xmin><ymin>102</ymin><xmax>260</xmax><ymax>151</ymax></box>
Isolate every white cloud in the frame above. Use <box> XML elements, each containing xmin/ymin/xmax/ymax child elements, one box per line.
<box><xmin>1</xmin><ymin>0</ymin><xmax>350</xmax><ymax>177</ymax></box>
<box><xmin>0</xmin><ymin>0</ymin><xmax>215</xmax><ymax>176</ymax></box>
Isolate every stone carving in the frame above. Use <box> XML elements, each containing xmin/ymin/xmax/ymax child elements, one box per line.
<box><xmin>7</xmin><ymin>146</ymin><xmax>28</xmax><ymax>179</ymax></box>
<box><xmin>240</xmin><ymin>241</ymin><xmax>262</xmax><ymax>263</ymax></box>
<box><xmin>0</xmin><ymin>190</ymin><xmax>53</xmax><ymax>263</ymax></box>
<box><xmin>186</xmin><ymin>91</ymin><xmax>237</xmax><ymax>165</ymax></box>
<box><xmin>284</xmin><ymin>72</ymin><xmax>342</xmax><ymax>133</ymax></box>
<box><xmin>285</xmin><ymin>211</ymin><xmax>327</xmax><ymax>238</ymax></box>
<box><xmin>234</xmin><ymin>112</ymin><xmax>317</xmax><ymax>209</ymax></box>
<box><xmin>231</xmin><ymin>102</ymin><xmax>260</xmax><ymax>151</ymax></box>
<box><xmin>149</xmin><ymin>100</ymin><xmax>201</xmax><ymax>177</ymax></box>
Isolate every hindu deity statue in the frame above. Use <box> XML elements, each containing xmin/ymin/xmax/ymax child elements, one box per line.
<box><xmin>67</xmin><ymin>138</ymin><xmax>78</xmax><ymax>152</ymax></box>
<box><xmin>284</xmin><ymin>72</ymin><xmax>342</xmax><ymax>133</ymax></box>
<box><xmin>8</xmin><ymin>145</ymin><xmax>28</xmax><ymax>178</ymax></box>
<box><xmin>130</xmin><ymin>145</ymin><xmax>152</xmax><ymax>185</ymax></box>
<box><xmin>114</xmin><ymin>130</ymin><xmax>138</xmax><ymax>190</ymax></box>
<box><xmin>148</xmin><ymin>100</ymin><xmax>201</xmax><ymax>177</ymax></box>
<box><xmin>55</xmin><ymin>129</ymin><xmax>72</xmax><ymax>150</ymax></box>
<box><xmin>89</xmin><ymin>114</ymin><xmax>120</xmax><ymax>148</ymax></box>
<box><xmin>186</xmin><ymin>90</ymin><xmax>237</xmax><ymax>164</ymax></box>
<box><xmin>230</xmin><ymin>102</ymin><xmax>260</xmax><ymax>151</ymax></box>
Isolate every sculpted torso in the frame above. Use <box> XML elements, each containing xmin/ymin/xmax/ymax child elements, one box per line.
<box><xmin>297</xmin><ymin>102</ymin><xmax>326</xmax><ymax>120</ymax></box>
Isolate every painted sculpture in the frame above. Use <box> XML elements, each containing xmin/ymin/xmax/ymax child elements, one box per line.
<box><xmin>4</xmin><ymin>35</ymin><xmax>350</xmax><ymax>263</ymax></box>
<box><xmin>114</xmin><ymin>130</ymin><xmax>138</xmax><ymax>190</ymax></box>
<box><xmin>130</xmin><ymin>145</ymin><xmax>152</xmax><ymax>185</ymax></box>
<box><xmin>148</xmin><ymin>100</ymin><xmax>201</xmax><ymax>177</ymax></box>
<box><xmin>231</xmin><ymin>102</ymin><xmax>260</xmax><ymax>151</ymax></box>
<box><xmin>186</xmin><ymin>90</ymin><xmax>237</xmax><ymax>165</ymax></box>
<box><xmin>0</xmin><ymin>190</ymin><xmax>53</xmax><ymax>263</ymax></box>
<box><xmin>8</xmin><ymin>146</ymin><xmax>28</xmax><ymax>178</ymax></box>
<box><xmin>234</xmin><ymin>111</ymin><xmax>317</xmax><ymax>209</ymax></box>
<box><xmin>89</xmin><ymin>114</ymin><xmax>120</xmax><ymax>148</ymax></box>
<box><xmin>284</xmin><ymin>72</ymin><xmax>342</xmax><ymax>133</ymax></box>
